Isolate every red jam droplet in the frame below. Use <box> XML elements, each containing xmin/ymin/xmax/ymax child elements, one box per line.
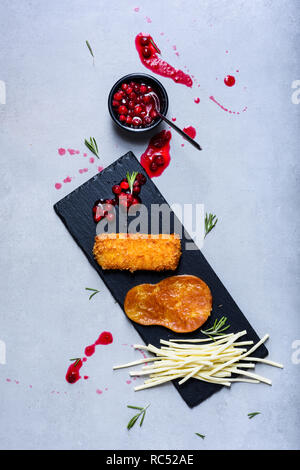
<box><xmin>96</xmin><ymin>331</ymin><xmax>114</xmax><ymax>345</ymax></box>
<box><xmin>65</xmin><ymin>332</ymin><xmax>113</xmax><ymax>384</ymax></box>
<box><xmin>135</xmin><ymin>33</ymin><xmax>193</xmax><ymax>88</ymax></box>
<box><xmin>84</xmin><ymin>344</ymin><xmax>96</xmax><ymax>357</ymax></box>
<box><xmin>183</xmin><ymin>126</ymin><xmax>196</xmax><ymax>139</ymax></box>
<box><xmin>66</xmin><ymin>360</ymin><xmax>83</xmax><ymax>384</ymax></box>
<box><xmin>224</xmin><ymin>75</ymin><xmax>236</xmax><ymax>87</ymax></box>
<box><xmin>140</xmin><ymin>130</ymin><xmax>172</xmax><ymax>178</ymax></box>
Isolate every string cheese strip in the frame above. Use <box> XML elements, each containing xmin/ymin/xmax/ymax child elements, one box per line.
<box><xmin>113</xmin><ymin>331</ymin><xmax>283</xmax><ymax>392</ymax></box>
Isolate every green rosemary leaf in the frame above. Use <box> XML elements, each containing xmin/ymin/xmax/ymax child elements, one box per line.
<box><xmin>126</xmin><ymin>171</ymin><xmax>138</xmax><ymax>194</ymax></box>
<box><xmin>86</xmin><ymin>40</ymin><xmax>94</xmax><ymax>58</ymax></box>
<box><xmin>201</xmin><ymin>317</ymin><xmax>230</xmax><ymax>337</ymax></box>
<box><xmin>150</xmin><ymin>38</ymin><xmax>161</xmax><ymax>54</ymax></box>
<box><xmin>248</xmin><ymin>412</ymin><xmax>261</xmax><ymax>419</ymax></box>
<box><xmin>139</xmin><ymin>410</ymin><xmax>146</xmax><ymax>427</ymax></box>
<box><xmin>84</xmin><ymin>137</ymin><xmax>99</xmax><ymax>158</ymax></box>
<box><xmin>195</xmin><ymin>433</ymin><xmax>205</xmax><ymax>439</ymax></box>
<box><xmin>70</xmin><ymin>358</ymin><xmax>81</xmax><ymax>367</ymax></box>
<box><xmin>85</xmin><ymin>287</ymin><xmax>100</xmax><ymax>300</ymax></box>
<box><xmin>205</xmin><ymin>213</ymin><xmax>218</xmax><ymax>238</ymax></box>
<box><xmin>127</xmin><ymin>415</ymin><xmax>139</xmax><ymax>430</ymax></box>
<box><xmin>126</xmin><ymin>404</ymin><xmax>150</xmax><ymax>430</ymax></box>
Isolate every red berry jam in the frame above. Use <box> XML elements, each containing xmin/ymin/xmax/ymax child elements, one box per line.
<box><xmin>112</xmin><ymin>80</ymin><xmax>160</xmax><ymax>129</ymax></box>
<box><xmin>140</xmin><ymin>130</ymin><xmax>172</xmax><ymax>178</ymax></box>
<box><xmin>92</xmin><ymin>172</ymin><xmax>147</xmax><ymax>222</ymax></box>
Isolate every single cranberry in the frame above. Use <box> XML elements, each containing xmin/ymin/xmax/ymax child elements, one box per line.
<box><xmin>140</xmin><ymin>84</ymin><xmax>147</xmax><ymax>94</ymax></box>
<box><xmin>155</xmin><ymin>155</ymin><xmax>165</xmax><ymax>166</ymax></box>
<box><xmin>131</xmin><ymin>197</ymin><xmax>140</xmax><ymax>206</ymax></box>
<box><xmin>106</xmin><ymin>212</ymin><xmax>115</xmax><ymax>222</ymax></box>
<box><xmin>140</xmin><ymin>36</ymin><xmax>150</xmax><ymax>46</ymax></box>
<box><xmin>121</xmin><ymin>83</ymin><xmax>128</xmax><ymax>90</ymax></box>
<box><xmin>120</xmin><ymin>98</ymin><xmax>128</xmax><ymax>106</ymax></box>
<box><xmin>129</xmin><ymin>92</ymin><xmax>137</xmax><ymax>101</ymax></box>
<box><xmin>112</xmin><ymin>100</ymin><xmax>119</xmax><ymax>107</ymax></box>
<box><xmin>134</xmin><ymin>105</ymin><xmax>143</xmax><ymax>115</ymax></box>
<box><xmin>128</xmin><ymin>100</ymin><xmax>135</xmax><ymax>109</ymax></box>
<box><xmin>119</xmin><ymin>114</ymin><xmax>126</xmax><ymax>122</ymax></box>
<box><xmin>113</xmin><ymin>92</ymin><xmax>123</xmax><ymax>101</ymax></box>
<box><xmin>129</xmin><ymin>81</ymin><xmax>135</xmax><ymax>87</ymax></box>
<box><xmin>142</xmin><ymin>47</ymin><xmax>151</xmax><ymax>58</ymax></box>
<box><xmin>103</xmin><ymin>203</ymin><xmax>114</xmax><ymax>212</ymax></box>
<box><xmin>126</xmin><ymin>115</ymin><xmax>132</xmax><ymax>125</ymax></box>
<box><xmin>133</xmin><ymin>84</ymin><xmax>140</xmax><ymax>93</ymax></box>
<box><xmin>150</xmin><ymin>161</ymin><xmax>158</xmax><ymax>172</ymax></box>
<box><xmin>132</xmin><ymin>184</ymin><xmax>141</xmax><ymax>195</ymax></box>
<box><xmin>143</xmin><ymin>116</ymin><xmax>153</xmax><ymax>125</ymax></box>
<box><xmin>118</xmin><ymin>105</ymin><xmax>128</xmax><ymax>115</ymax></box>
<box><xmin>106</xmin><ymin>198</ymin><xmax>116</xmax><ymax>206</ymax></box>
<box><xmin>120</xmin><ymin>181</ymin><xmax>129</xmax><ymax>190</ymax></box>
<box><xmin>143</xmin><ymin>94</ymin><xmax>152</xmax><ymax>104</ymax></box>
<box><xmin>150</xmin><ymin>110</ymin><xmax>157</xmax><ymax>119</ymax></box>
<box><xmin>136</xmin><ymin>173</ymin><xmax>147</xmax><ymax>185</ymax></box>
<box><xmin>112</xmin><ymin>184</ymin><xmax>122</xmax><ymax>195</ymax></box>
<box><xmin>132</xmin><ymin>116</ymin><xmax>142</xmax><ymax>126</ymax></box>
<box><xmin>126</xmin><ymin>87</ymin><xmax>133</xmax><ymax>95</ymax></box>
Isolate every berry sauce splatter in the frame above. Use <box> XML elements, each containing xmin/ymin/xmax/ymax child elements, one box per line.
<box><xmin>224</xmin><ymin>75</ymin><xmax>236</xmax><ymax>87</ymax></box>
<box><xmin>140</xmin><ymin>130</ymin><xmax>172</xmax><ymax>178</ymax></box>
<box><xmin>65</xmin><ymin>331</ymin><xmax>113</xmax><ymax>384</ymax></box>
<box><xmin>209</xmin><ymin>96</ymin><xmax>247</xmax><ymax>114</ymax></box>
<box><xmin>183</xmin><ymin>126</ymin><xmax>196</xmax><ymax>139</ymax></box>
<box><xmin>135</xmin><ymin>33</ymin><xmax>193</xmax><ymax>87</ymax></box>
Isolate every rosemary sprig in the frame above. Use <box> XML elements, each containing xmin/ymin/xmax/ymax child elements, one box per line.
<box><xmin>85</xmin><ymin>287</ymin><xmax>100</xmax><ymax>300</ymax></box>
<box><xmin>195</xmin><ymin>433</ymin><xmax>205</xmax><ymax>440</ymax></box>
<box><xmin>70</xmin><ymin>358</ymin><xmax>81</xmax><ymax>367</ymax></box>
<box><xmin>205</xmin><ymin>213</ymin><xmax>218</xmax><ymax>238</ymax></box>
<box><xmin>127</xmin><ymin>403</ymin><xmax>150</xmax><ymax>430</ymax></box>
<box><xmin>126</xmin><ymin>171</ymin><xmax>138</xmax><ymax>194</ymax></box>
<box><xmin>150</xmin><ymin>38</ymin><xmax>161</xmax><ymax>54</ymax></box>
<box><xmin>84</xmin><ymin>137</ymin><xmax>99</xmax><ymax>158</ymax></box>
<box><xmin>248</xmin><ymin>412</ymin><xmax>261</xmax><ymax>419</ymax></box>
<box><xmin>201</xmin><ymin>316</ymin><xmax>230</xmax><ymax>337</ymax></box>
<box><xmin>86</xmin><ymin>40</ymin><xmax>94</xmax><ymax>58</ymax></box>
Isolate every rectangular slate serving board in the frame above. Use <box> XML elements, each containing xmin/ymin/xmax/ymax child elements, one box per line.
<box><xmin>54</xmin><ymin>151</ymin><xmax>268</xmax><ymax>407</ymax></box>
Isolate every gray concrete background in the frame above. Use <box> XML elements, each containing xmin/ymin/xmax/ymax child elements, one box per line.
<box><xmin>0</xmin><ymin>0</ymin><xmax>299</xmax><ymax>450</ymax></box>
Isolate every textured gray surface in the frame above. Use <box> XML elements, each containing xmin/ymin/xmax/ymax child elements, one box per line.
<box><xmin>0</xmin><ymin>0</ymin><xmax>299</xmax><ymax>450</ymax></box>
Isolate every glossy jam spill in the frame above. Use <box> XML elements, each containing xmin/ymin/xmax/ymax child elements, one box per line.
<box><xmin>135</xmin><ymin>33</ymin><xmax>193</xmax><ymax>88</ymax></box>
<box><xmin>92</xmin><ymin>172</ymin><xmax>147</xmax><ymax>222</ymax></box>
<box><xmin>112</xmin><ymin>80</ymin><xmax>160</xmax><ymax>129</ymax></box>
<box><xmin>140</xmin><ymin>130</ymin><xmax>172</xmax><ymax>177</ymax></box>
<box><xmin>66</xmin><ymin>332</ymin><xmax>113</xmax><ymax>384</ymax></box>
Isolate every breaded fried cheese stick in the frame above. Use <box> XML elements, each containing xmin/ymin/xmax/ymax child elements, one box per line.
<box><xmin>93</xmin><ymin>233</ymin><xmax>181</xmax><ymax>273</ymax></box>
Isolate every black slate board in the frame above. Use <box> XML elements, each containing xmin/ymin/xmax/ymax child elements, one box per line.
<box><xmin>54</xmin><ymin>151</ymin><xmax>268</xmax><ymax>407</ymax></box>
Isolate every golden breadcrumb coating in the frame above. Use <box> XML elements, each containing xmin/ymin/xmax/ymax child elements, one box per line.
<box><xmin>93</xmin><ymin>233</ymin><xmax>181</xmax><ymax>272</ymax></box>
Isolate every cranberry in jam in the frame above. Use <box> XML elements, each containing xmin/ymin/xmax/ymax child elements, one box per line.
<box><xmin>92</xmin><ymin>172</ymin><xmax>147</xmax><ymax>222</ymax></box>
<box><xmin>111</xmin><ymin>80</ymin><xmax>160</xmax><ymax>129</ymax></box>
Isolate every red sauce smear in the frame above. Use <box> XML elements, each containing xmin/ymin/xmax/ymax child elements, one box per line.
<box><xmin>224</xmin><ymin>75</ymin><xmax>236</xmax><ymax>87</ymax></box>
<box><xmin>135</xmin><ymin>33</ymin><xmax>193</xmax><ymax>88</ymax></box>
<box><xmin>66</xmin><ymin>331</ymin><xmax>113</xmax><ymax>384</ymax></box>
<box><xmin>209</xmin><ymin>95</ymin><xmax>247</xmax><ymax>114</ymax></box>
<box><xmin>140</xmin><ymin>130</ymin><xmax>172</xmax><ymax>178</ymax></box>
<box><xmin>183</xmin><ymin>126</ymin><xmax>196</xmax><ymax>139</ymax></box>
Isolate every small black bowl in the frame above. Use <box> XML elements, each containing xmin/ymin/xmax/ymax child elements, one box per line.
<box><xmin>108</xmin><ymin>73</ymin><xmax>168</xmax><ymax>133</ymax></box>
